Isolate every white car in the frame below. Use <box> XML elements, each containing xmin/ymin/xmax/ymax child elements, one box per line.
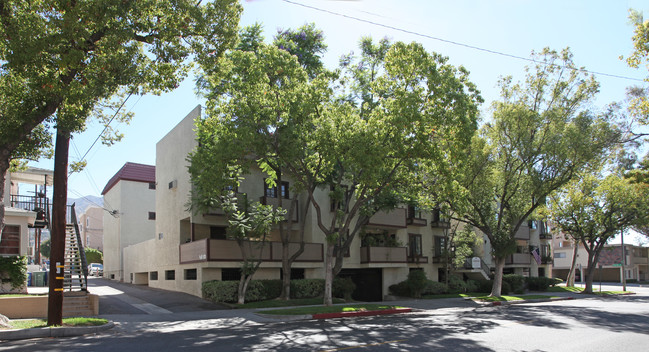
<box><xmin>88</xmin><ymin>263</ymin><xmax>103</xmax><ymax>277</ymax></box>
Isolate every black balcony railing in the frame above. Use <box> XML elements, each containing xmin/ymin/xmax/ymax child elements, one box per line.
<box><xmin>9</xmin><ymin>194</ymin><xmax>50</xmax><ymax>228</ymax></box>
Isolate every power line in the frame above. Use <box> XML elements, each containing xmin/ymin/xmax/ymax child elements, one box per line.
<box><xmin>282</xmin><ymin>0</ymin><xmax>646</xmax><ymax>83</ymax></box>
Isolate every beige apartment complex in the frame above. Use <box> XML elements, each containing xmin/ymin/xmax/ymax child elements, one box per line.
<box><xmin>106</xmin><ymin>106</ymin><xmax>553</xmax><ymax>299</ymax></box>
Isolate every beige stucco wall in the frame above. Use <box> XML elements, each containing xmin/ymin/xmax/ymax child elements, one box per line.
<box><xmin>3</xmin><ymin>212</ymin><xmax>35</xmax><ymax>257</ymax></box>
<box><xmin>80</xmin><ymin>206</ymin><xmax>104</xmax><ymax>252</ymax></box>
<box><xmin>103</xmin><ymin>179</ymin><xmax>155</xmax><ymax>281</ymax></box>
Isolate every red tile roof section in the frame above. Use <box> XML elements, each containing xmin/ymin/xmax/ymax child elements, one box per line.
<box><xmin>101</xmin><ymin>162</ymin><xmax>156</xmax><ymax>195</ymax></box>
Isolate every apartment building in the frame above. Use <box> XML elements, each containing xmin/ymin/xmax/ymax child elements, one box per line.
<box><xmin>553</xmin><ymin>236</ymin><xmax>649</xmax><ymax>282</ymax></box>
<box><xmin>101</xmin><ymin>162</ymin><xmax>156</xmax><ymax>281</ymax></box>
<box><xmin>110</xmin><ymin>106</ymin><xmax>552</xmax><ymax>300</ymax></box>
<box><xmin>1</xmin><ymin>167</ymin><xmax>52</xmax><ymax>261</ymax></box>
<box><xmin>79</xmin><ymin>205</ymin><xmax>104</xmax><ymax>252</ymax></box>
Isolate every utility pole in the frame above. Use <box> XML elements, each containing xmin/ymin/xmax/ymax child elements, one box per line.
<box><xmin>47</xmin><ymin>129</ymin><xmax>70</xmax><ymax>326</ymax></box>
<box><xmin>621</xmin><ymin>230</ymin><xmax>626</xmax><ymax>292</ymax></box>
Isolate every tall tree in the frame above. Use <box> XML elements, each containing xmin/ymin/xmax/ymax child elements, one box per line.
<box><xmin>447</xmin><ymin>48</ymin><xmax>619</xmax><ymax>296</ymax></box>
<box><xmin>548</xmin><ymin>174</ymin><xmax>649</xmax><ymax>293</ymax></box>
<box><xmin>190</xmin><ymin>23</ymin><xmax>330</xmax><ymax>300</ymax></box>
<box><xmin>303</xmin><ymin>38</ymin><xmax>481</xmax><ymax>306</ymax></box>
<box><xmin>1</xmin><ymin>0</ymin><xmax>242</xmax><ymax>326</ymax></box>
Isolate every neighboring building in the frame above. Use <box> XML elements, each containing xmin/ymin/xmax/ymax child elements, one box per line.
<box><xmin>101</xmin><ymin>162</ymin><xmax>156</xmax><ymax>281</ymax></box>
<box><xmin>78</xmin><ymin>205</ymin><xmax>104</xmax><ymax>252</ymax></box>
<box><xmin>110</xmin><ymin>106</ymin><xmax>552</xmax><ymax>299</ymax></box>
<box><xmin>552</xmin><ymin>235</ymin><xmax>649</xmax><ymax>282</ymax></box>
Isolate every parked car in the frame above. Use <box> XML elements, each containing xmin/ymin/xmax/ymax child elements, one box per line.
<box><xmin>88</xmin><ymin>263</ymin><xmax>103</xmax><ymax>277</ymax></box>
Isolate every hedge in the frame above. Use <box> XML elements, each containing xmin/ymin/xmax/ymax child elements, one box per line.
<box><xmin>503</xmin><ymin>274</ymin><xmax>525</xmax><ymax>294</ymax></box>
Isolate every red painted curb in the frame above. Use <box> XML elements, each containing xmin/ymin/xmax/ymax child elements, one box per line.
<box><xmin>312</xmin><ymin>308</ymin><xmax>412</xmax><ymax>320</ymax></box>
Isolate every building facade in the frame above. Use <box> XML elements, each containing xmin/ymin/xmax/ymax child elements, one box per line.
<box><xmin>79</xmin><ymin>205</ymin><xmax>104</xmax><ymax>252</ymax></box>
<box><xmin>552</xmin><ymin>236</ymin><xmax>649</xmax><ymax>282</ymax></box>
<box><xmin>111</xmin><ymin>106</ymin><xmax>552</xmax><ymax>299</ymax></box>
<box><xmin>101</xmin><ymin>162</ymin><xmax>156</xmax><ymax>281</ymax></box>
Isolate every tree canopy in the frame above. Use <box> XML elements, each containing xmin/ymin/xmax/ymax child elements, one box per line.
<box><xmin>548</xmin><ymin>174</ymin><xmax>649</xmax><ymax>293</ymax></box>
<box><xmin>446</xmin><ymin>48</ymin><xmax>620</xmax><ymax>296</ymax></box>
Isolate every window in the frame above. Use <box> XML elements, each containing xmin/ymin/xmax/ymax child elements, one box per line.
<box><xmin>554</xmin><ymin>252</ymin><xmax>566</xmax><ymax>259</ymax></box>
<box><xmin>407</xmin><ymin>206</ymin><xmax>422</xmax><ymax>219</ymax></box>
<box><xmin>149</xmin><ymin>182</ymin><xmax>156</xmax><ymax>190</ymax></box>
<box><xmin>148</xmin><ymin>212</ymin><xmax>156</xmax><ymax>220</ymax></box>
<box><xmin>0</xmin><ymin>225</ymin><xmax>20</xmax><ymax>255</ymax></box>
<box><xmin>222</xmin><ymin>268</ymin><xmax>241</xmax><ymax>281</ymax></box>
<box><xmin>165</xmin><ymin>270</ymin><xmax>175</xmax><ymax>280</ymax></box>
<box><xmin>185</xmin><ymin>269</ymin><xmax>197</xmax><ymax>280</ymax></box>
<box><xmin>434</xmin><ymin>236</ymin><xmax>446</xmax><ymax>257</ymax></box>
<box><xmin>409</xmin><ymin>234</ymin><xmax>422</xmax><ymax>257</ymax></box>
<box><xmin>150</xmin><ymin>271</ymin><xmax>158</xmax><ymax>280</ymax></box>
<box><xmin>264</xmin><ymin>179</ymin><xmax>289</xmax><ymax>199</ymax></box>
<box><xmin>210</xmin><ymin>226</ymin><xmax>227</xmax><ymax>240</ymax></box>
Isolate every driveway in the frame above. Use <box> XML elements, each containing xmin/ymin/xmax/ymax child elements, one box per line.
<box><xmin>87</xmin><ymin>277</ymin><xmax>230</xmax><ymax>315</ymax></box>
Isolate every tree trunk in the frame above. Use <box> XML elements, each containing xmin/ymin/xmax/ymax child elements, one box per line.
<box><xmin>566</xmin><ymin>241</ymin><xmax>579</xmax><ymax>287</ymax></box>
<box><xmin>281</xmin><ymin>243</ymin><xmax>291</xmax><ymax>300</ymax></box>
<box><xmin>490</xmin><ymin>256</ymin><xmax>506</xmax><ymax>297</ymax></box>
<box><xmin>47</xmin><ymin>130</ymin><xmax>70</xmax><ymax>326</ymax></box>
<box><xmin>237</xmin><ymin>274</ymin><xmax>253</xmax><ymax>305</ymax></box>
<box><xmin>0</xmin><ymin>158</ymin><xmax>9</xmax><ymax>239</ymax></box>
<box><xmin>323</xmin><ymin>242</ymin><xmax>335</xmax><ymax>306</ymax></box>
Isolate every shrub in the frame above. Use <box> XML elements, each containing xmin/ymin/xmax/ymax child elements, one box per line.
<box><xmin>423</xmin><ymin>280</ymin><xmax>448</xmax><ymax>295</ymax></box>
<box><xmin>389</xmin><ymin>280</ymin><xmax>410</xmax><ymax>297</ymax></box>
<box><xmin>479</xmin><ymin>280</ymin><xmax>511</xmax><ymax>295</ymax></box>
<box><xmin>0</xmin><ymin>256</ymin><xmax>27</xmax><ymax>290</ymax></box>
<box><xmin>465</xmin><ymin>280</ymin><xmax>479</xmax><ymax>293</ymax></box>
<box><xmin>448</xmin><ymin>275</ymin><xmax>468</xmax><ymax>293</ymax></box>
<box><xmin>552</xmin><ymin>278</ymin><xmax>563</xmax><ymax>286</ymax></box>
<box><xmin>202</xmin><ymin>280</ymin><xmax>238</xmax><ymax>303</ymax></box>
<box><xmin>525</xmin><ymin>276</ymin><xmax>556</xmax><ymax>291</ymax></box>
<box><xmin>258</xmin><ymin>280</ymin><xmax>282</xmax><ymax>299</ymax></box>
<box><xmin>503</xmin><ymin>274</ymin><xmax>525</xmax><ymax>294</ymax></box>
<box><xmin>626</xmin><ymin>279</ymin><xmax>637</xmax><ymax>284</ymax></box>
<box><xmin>290</xmin><ymin>279</ymin><xmax>324</xmax><ymax>299</ymax></box>
<box><xmin>333</xmin><ymin>277</ymin><xmax>356</xmax><ymax>301</ymax></box>
<box><xmin>407</xmin><ymin>270</ymin><xmax>428</xmax><ymax>298</ymax></box>
<box><xmin>85</xmin><ymin>248</ymin><xmax>103</xmax><ymax>264</ymax></box>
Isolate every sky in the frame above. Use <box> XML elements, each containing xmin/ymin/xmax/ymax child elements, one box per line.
<box><xmin>28</xmin><ymin>0</ymin><xmax>649</xmax><ymax>243</ymax></box>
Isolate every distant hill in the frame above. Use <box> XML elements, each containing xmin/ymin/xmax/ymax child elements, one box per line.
<box><xmin>67</xmin><ymin>195</ymin><xmax>103</xmax><ymax>214</ymax></box>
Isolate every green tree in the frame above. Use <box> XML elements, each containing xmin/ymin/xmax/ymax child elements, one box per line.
<box><xmin>190</xmin><ymin>23</ymin><xmax>330</xmax><ymax>300</ymax></box>
<box><xmin>306</xmin><ymin>38</ymin><xmax>481</xmax><ymax>306</ymax></box>
<box><xmin>0</xmin><ymin>0</ymin><xmax>241</xmax><ymax>241</ymax></box>
<box><xmin>447</xmin><ymin>48</ymin><xmax>619</xmax><ymax>296</ymax></box>
<box><xmin>220</xmin><ymin>188</ymin><xmax>285</xmax><ymax>304</ymax></box>
<box><xmin>548</xmin><ymin>175</ymin><xmax>649</xmax><ymax>293</ymax></box>
<box><xmin>625</xmin><ymin>10</ymin><xmax>649</xmax><ymax>125</ymax></box>
<box><xmin>1</xmin><ymin>0</ymin><xmax>242</xmax><ymax>326</ymax></box>
<box><xmin>40</xmin><ymin>239</ymin><xmax>51</xmax><ymax>259</ymax></box>
<box><xmin>85</xmin><ymin>248</ymin><xmax>102</xmax><ymax>264</ymax></box>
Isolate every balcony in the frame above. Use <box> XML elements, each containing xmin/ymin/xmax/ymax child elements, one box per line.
<box><xmin>430</xmin><ymin>208</ymin><xmax>450</xmax><ymax>229</ymax></box>
<box><xmin>407</xmin><ymin>255</ymin><xmax>429</xmax><ymax>264</ymax></box>
<box><xmin>360</xmin><ymin>246</ymin><xmax>407</xmax><ymax>264</ymax></box>
<box><xmin>9</xmin><ymin>194</ymin><xmax>50</xmax><ymax>228</ymax></box>
<box><xmin>179</xmin><ymin>239</ymin><xmax>323</xmax><ymax>264</ymax></box>
<box><xmin>407</xmin><ymin>217</ymin><xmax>427</xmax><ymax>227</ymax></box>
<box><xmin>259</xmin><ymin>196</ymin><xmax>298</xmax><ymax>222</ymax></box>
<box><xmin>367</xmin><ymin>208</ymin><xmax>407</xmax><ymax>229</ymax></box>
<box><xmin>505</xmin><ymin>253</ymin><xmax>531</xmax><ymax>265</ymax></box>
<box><xmin>406</xmin><ymin>206</ymin><xmax>427</xmax><ymax>227</ymax></box>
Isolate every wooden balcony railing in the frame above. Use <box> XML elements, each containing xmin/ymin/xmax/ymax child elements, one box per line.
<box><xmin>360</xmin><ymin>246</ymin><xmax>407</xmax><ymax>264</ymax></box>
<box><xmin>179</xmin><ymin>239</ymin><xmax>323</xmax><ymax>264</ymax></box>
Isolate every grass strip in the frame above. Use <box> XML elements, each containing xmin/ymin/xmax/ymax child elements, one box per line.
<box><xmin>5</xmin><ymin>317</ymin><xmax>108</xmax><ymax>330</ymax></box>
<box><xmin>472</xmin><ymin>294</ymin><xmax>559</xmax><ymax>302</ymax></box>
<box><xmin>260</xmin><ymin>304</ymin><xmax>404</xmax><ymax>316</ymax></box>
<box><xmin>422</xmin><ymin>292</ymin><xmax>489</xmax><ymax>299</ymax></box>
<box><xmin>235</xmin><ymin>297</ymin><xmax>345</xmax><ymax>309</ymax></box>
<box><xmin>547</xmin><ymin>286</ymin><xmax>633</xmax><ymax>295</ymax></box>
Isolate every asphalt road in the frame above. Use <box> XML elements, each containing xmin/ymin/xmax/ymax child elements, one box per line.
<box><xmin>4</xmin><ymin>283</ymin><xmax>649</xmax><ymax>351</ymax></box>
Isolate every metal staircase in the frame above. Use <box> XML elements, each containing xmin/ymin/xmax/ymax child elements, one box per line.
<box><xmin>63</xmin><ymin>204</ymin><xmax>89</xmax><ymax>291</ymax></box>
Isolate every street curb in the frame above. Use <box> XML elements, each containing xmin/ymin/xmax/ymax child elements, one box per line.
<box><xmin>487</xmin><ymin>297</ymin><xmax>574</xmax><ymax>306</ymax></box>
<box><xmin>256</xmin><ymin>308</ymin><xmax>412</xmax><ymax>321</ymax></box>
<box><xmin>0</xmin><ymin>321</ymin><xmax>114</xmax><ymax>341</ymax></box>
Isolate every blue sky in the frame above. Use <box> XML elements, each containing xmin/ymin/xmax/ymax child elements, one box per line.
<box><xmin>29</xmin><ymin>0</ymin><xmax>649</xmax><ymax>241</ymax></box>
